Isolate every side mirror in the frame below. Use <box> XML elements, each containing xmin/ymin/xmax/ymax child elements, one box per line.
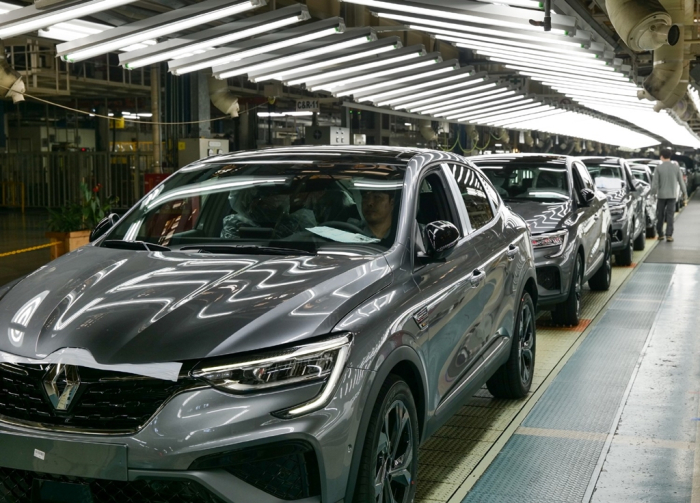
<box><xmin>580</xmin><ymin>188</ymin><xmax>596</xmax><ymax>206</ymax></box>
<box><xmin>90</xmin><ymin>213</ymin><xmax>120</xmax><ymax>243</ymax></box>
<box><xmin>423</xmin><ymin>221</ymin><xmax>460</xmax><ymax>260</ymax></box>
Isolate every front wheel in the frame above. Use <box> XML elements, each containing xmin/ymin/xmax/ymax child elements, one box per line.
<box><xmin>487</xmin><ymin>291</ymin><xmax>536</xmax><ymax>398</ymax></box>
<box><xmin>646</xmin><ymin>225</ymin><xmax>657</xmax><ymax>239</ymax></box>
<box><xmin>615</xmin><ymin>233</ymin><xmax>634</xmax><ymax>267</ymax></box>
<box><xmin>552</xmin><ymin>255</ymin><xmax>582</xmax><ymax>326</ymax></box>
<box><xmin>353</xmin><ymin>376</ymin><xmax>419</xmax><ymax>503</ymax></box>
<box><xmin>589</xmin><ymin>237</ymin><xmax>611</xmax><ymax>291</ymax></box>
<box><xmin>633</xmin><ymin>223</ymin><xmax>646</xmax><ymax>251</ymax></box>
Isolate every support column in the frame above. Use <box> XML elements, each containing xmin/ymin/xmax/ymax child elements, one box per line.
<box><xmin>189</xmin><ymin>72</ymin><xmax>211</xmax><ymax>138</ymax></box>
<box><xmin>151</xmin><ymin>64</ymin><xmax>162</xmax><ymax>174</ymax></box>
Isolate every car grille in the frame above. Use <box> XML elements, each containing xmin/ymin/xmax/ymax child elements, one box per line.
<box><xmin>0</xmin><ymin>363</ymin><xmax>193</xmax><ymax>433</ymax></box>
<box><xmin>0</xmin><ymin>467</ymin><xmax>224</xmax><ymax>503</ymax></box>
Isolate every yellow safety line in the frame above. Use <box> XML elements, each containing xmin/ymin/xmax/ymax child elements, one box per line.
<box><xmin>0</xmin><ymin>242</ymin><xmax>58</xmax><ymax>258</ymax></box>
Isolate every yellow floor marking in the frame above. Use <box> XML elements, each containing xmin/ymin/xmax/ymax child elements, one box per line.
<box><xmin>415</xmin><ymin>237</ymin><xmax>660</xmax><ymax>503</ymax></box>
<box><xmin>516</xmin><ymin>426</ymin><xmax>694</xmax><ymax>451</ymax></box>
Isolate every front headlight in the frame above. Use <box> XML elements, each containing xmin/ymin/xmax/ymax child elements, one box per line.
<box><xmin>609</xmin><ymin>204</ymin><xmax>626</xmax><ymax>221</ymax></box>
<box><xmin>191</xmin><ymin>334</ymin><xmax>352</xmax><ymax>417</ymax></box>
<box><xmin>531</xmin><ymin>230</ymin><xmax>567</xmax><ymax>249</ymax></box>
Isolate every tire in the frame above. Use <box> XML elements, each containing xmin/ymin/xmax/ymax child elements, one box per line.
<box><xmin>615</xmin><ymin>234</ymin><xmax>633</xmax><ymax>267</ymax></box>
<box><xmin>552</xmin><ymin>254</ymin><xmax>582</xmax><ymax>326</ymax></box>
<box><xmin>646</xmin><ymin>225</ymin><xmax>657</xmax><ymax>239</ymax></box>
<box><xmin>633</xmin><ymin>223</ymin><xmax>646</xmax><ymax>251</ymax></box>
<box><xmin>589</xmin><ymin>236</ymin><xmax>611</xmax><ymax>291</ymax></box>
<box><xmin>353</xmin><ymin>375</ymin><xmax>419</xmax><ymax>503</ymax></box>
<box><xmin>487</xmin><ymin>291</ymin><xmax>536</xmax><ymax>399</ymax></box>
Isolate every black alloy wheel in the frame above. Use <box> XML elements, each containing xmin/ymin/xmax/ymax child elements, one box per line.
<box><xmin>589</xmin><ymin>237</ymin><xmax>611</xmax><ymax>291</ymax></box>
<box><xmin>552</xmin><ymin>255</ymin><xmax>582</xmax><ymax>326</ymax></box>
<box><xmin>354</xmin><ymin>376</ymin><xmax>419</xmax><ymax>503</ymax></box>
<box><xmin>487</xmin><ymin>291</ymin><xmax>536</xmax><ymax>398</ymax></box>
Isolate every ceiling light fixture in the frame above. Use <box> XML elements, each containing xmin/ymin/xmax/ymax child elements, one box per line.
<box><xmin>58</xmin><ymin>0</ymin><xmax>263</xmax><ymax>62</ymax></box>
<box><xmin>410</xmin><ymin>86</ymin><xmax>509</xmax><ymax>113</ymax></box>
<box><xmin>169</xmin><ymin>18</ymin><xmax>345</xmax><ymax>75</ymax></box>
<box><xmin>397</xmin><ymin>82</ymin><xmax>497</xmax><ymax>110</ymax></box>
<box><xmin>120</xmin><ymin>4</ymin><xmax>307</xmax><ymax>69</ymax></box>
<box><xmin>426</xmin><ymin>89</ymin><xmax>517</xmax><ymax>117</ymax></box>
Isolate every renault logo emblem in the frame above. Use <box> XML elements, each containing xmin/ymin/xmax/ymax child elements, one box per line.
<box><xmin>43</xmin><ymin>364</ymin><xmax>80</xmax><ymax>411</ymax></box>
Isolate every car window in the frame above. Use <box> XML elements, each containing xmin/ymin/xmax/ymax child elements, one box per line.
<box><xmin>477</xmin><ymin>162</ymin><xmax>570</xmax><ymax>204</ymax></box>
<box><xmin>107</xmin><ymin>161</ymin><xmax>406</xmax><ymax>253</ymax></box>
<box><xmin>580</xmin><ymin>160</ymin><xmax>626</xmax><ymax>191</ymax></box>
<box><xmin>445</xmin><ymin>164</ymin><xmax>495</xmax><ymax>231</ymax></box>
<box><xmin>416</xmin><ymin>172</ymin><xmax>459</xmax><ymax>228</ymax></box>
<box><xmin>573</xmin><ymin>162</ymin><xmax>595</xmax><ymax>191</ymax></box>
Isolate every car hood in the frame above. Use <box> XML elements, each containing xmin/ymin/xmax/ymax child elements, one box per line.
<box><xmin>0</xmin><ymin>246</ymin><xmax>392</xmax><ymax>365</ymax></box>
<box><xmin>596</xmin><ymin>185</ymin><xmax>626</xmax><ymax>206</ymax></box>
<box><xmin>506</xmin><ymin>200</ymin><xmax>572</xmax><ymax>234</ymax></box>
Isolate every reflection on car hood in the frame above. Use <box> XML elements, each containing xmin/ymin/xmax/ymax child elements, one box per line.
<box><xmin>506</xmin><ymin>200</ymin><xmax>572</xmax><ymax>234</ymax></box>
<box><xmin>597</xmin><ymin>185</ymin><xmax>626</xmax><ymax>206</ymax></box>
<box><xmin>0</xmin><ymin>246</ymin><xmax>392</xmax><ymax>364</ymax></box>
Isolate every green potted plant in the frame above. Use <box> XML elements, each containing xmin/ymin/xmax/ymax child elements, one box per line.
<box><xmin>46</xmin><ymin>183</ymin><xmax>118</xmax><ymax>259</ymax></box>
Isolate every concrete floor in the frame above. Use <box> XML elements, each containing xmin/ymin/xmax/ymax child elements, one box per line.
<box><xmin>0</xmin><ymin>209</ymin><xmax>52</xmax><ymax>286</ymax></box>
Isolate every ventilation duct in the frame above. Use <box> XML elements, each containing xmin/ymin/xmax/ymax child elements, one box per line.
<box><xmin>637</xmin><ymin>27</ymin><xmax>684</xmax><ymax>104</ymax></box>
<box><xmin>420</xmin><ymin>120</ymin><xmax>437</xmax><ymax>142</ymax></box>
<box><xmin>653</xmin><ymin>61</ymin><xmax>689</xmax><ymax>111</ymax></box>
<box><xmin>0</xmin><ymin>43</ymin><xmax>25</xmax><ymax>103</ymax></box>
<box><xmin>209</xmin><ymin>76</ymin><xmax>239</xmax><ymax>118</ymax></box>
<box><xmin>605</xmin><ymin>0</ymin><xmax>680</xmax><ymax>51</ymax></box>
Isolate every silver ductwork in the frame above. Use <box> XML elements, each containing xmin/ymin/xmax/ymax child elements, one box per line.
<box><xmin>653</xmin><ymin>60</ymin><xmax>689</xmax><ymax>111</ymax></box>
<box><xmin>419</xmin><ymin>120</ymin><xmax>437</xmax><ymax>142</ymax></box>
<box><xmin>605</xmin><ymin>0</ymin><xmax>680</xmax><ymax>51</ymax></box>
<box><xmin>209</xmin><ymin>76</ymin><xmax>239</xmax><ymax>118</ymax></box>
<box><xmin>637</xmin><ymin>31</ymin><xmax>685</xmax><ymax>103</ymax></box>
<box><xmin>0</xmin><ymin>43</ymin><xmax>24</xmax><ymax>103</ymax></box>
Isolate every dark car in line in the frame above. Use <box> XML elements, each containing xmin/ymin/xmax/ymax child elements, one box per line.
<box><xmin>630</xmin><ymin>164</ymin><xmax>658</xmax><ymax>238</ymax></box>
<box><xmin>0</xmin><ymin>147</ymin><xmax>538</xmax><ymax>503</ymax></box>
<box><xmin>579</xmin><ymin>157</ymin><xmax>646</xmax><ymax>266</ymax></box>
<box><xmin>472</xmin><ymin>154</ymin><xmax>612</xmax><ymax>327</ymax></box>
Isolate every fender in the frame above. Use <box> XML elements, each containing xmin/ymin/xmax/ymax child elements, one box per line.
<box><xmin>344</xmin><ymin>345</ymin><xmax>429</xmax><ymax>503</ymax></box>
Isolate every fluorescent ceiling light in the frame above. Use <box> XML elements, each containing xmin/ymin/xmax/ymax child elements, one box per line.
<box><xmin>258</xmin><ymin>111</ymin><xmax>314</xmax><ymax>117</ymax></box>
<box><xmin>255</xmin><ymin>37</ymin><xmax>399</xmax><ymax>83</ymax></box>
<box><xmin>169</xmin><ymin>18</ymin><xmax>345</xmax><ymax>75</ymax></box>
<box><xmin>477</xmin><ymin>52</ymin><xmax>619</xmax><ymax>79</ymax></box>
<box><xmin>538</xmin><ymin>77</ymin><xmax>637</xmax><ymax>94</ymax></box>
<box><xmin>335</xmin><ymin>61</ymin><xmax>457</xmax><ymax>99</ymax></box>
<box><xmin>361</xmin><ymin>65</ymin><xmax>476</xmax><ymax>103</ymax></box>
<box><xmin>398</xmin><ymin>82</ymin><xmax>497</xmax><ymax>110</ymax></box>
<box><xmin>309</xmin><ymin>53</ymin><xmax>436</xmax><ymax>92</ymax></box>
<box><xmin>440</xmin><ymin>33</ymin><xmax>600</xmax><ymax>59</ymax></box>
<box><xmin>473</xmin><ymin>105</ymin><xmax>553</xmax><ymax>124</ymax></box>
<box><xmin>58</xmin><ymin>0</ymin><xmax>262</xmax><ymax>62</ymax></box>
<box><xmin>428</xmin><ymin>89</ymin><xmax>516</xmax><ymax>116</ymax></box>
<box><xmin>490</xmin><ymin>108</ymin><xmax>565</xmax><ymax>127</ymax></box>
<box><xmin>215</xmin><ymin>32</ymin><xmax>374</xmax><ymax>79</ymax></box>
<box><xmin>378</xmin><ymin>12</ymin><xmax>588</xmax><ymax>48</ymax></box>
<box><xmin>119</xmin><ymin>4</ymin><xmax>308</xmax><ymax>69</ymax></box>
<box><xmin>0</xmin><ymin>0</ymin><xmax>137</xmax><ymax>39</ymax></box>
<box><xmin>445</xmin><ymin>96</ymin><xmax>533</xmax><ymax>119</ymax></box>
<box><xmin>285</xmin><ymin>45</ymin><xmax>423</xmax><ymax>87</ymax></box>
<box><xmin>475</xmin><ymin>0</ymin><xmax>544</xmax><ymax>9</ymax></box>
<box><xmin>515</xmin><ymin>69</ymin><xmax>635</xmax><ymax>88</ymax></box>
<box><xmin>340</xmin><ymin>0</ymin><xmax>574</xmax><ymax>34</ymax></box>
<box><xmin>458</xmin><ymin>101</ymin><xmax>543</xmax><ymax>121</ymax></box>
<box><xmin>505</xmin><ymin>64</ymin><xmax>629</xmax><ymax>83</ymax></box>
<box><xmin>411</xmin><ymin>86</ymin><xmax>508</xmax><ymax>113</ymax></box>
<box><xmin>375</xmin><ymin>71</ymin><xmax>486</xmax><ymax>107</ymax></box>
<box><xmin>461</xmin><ymin>42</ymin><xmax>612</xmax><ymax>70</ymax></box>
<box><xmin>442</xmin><ymin>94</ymin><xmax>527</xmax><ymax>119</ymax></box>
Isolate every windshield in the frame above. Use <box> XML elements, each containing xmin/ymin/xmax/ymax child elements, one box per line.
<box><xmin>106</xmin><ymin>160</ymin><xmax>405</xmax><ymax>254</ymax></box>
<box><xmin>582</xmin><ymin>162</ymin><xmax>625</xmax><ymax>190</ymax></box>
<box><xmin>632</xmin><ymin>170</ymin><xmax>648</xmax><ymax>183</ymax></box>
<box><xmin>477</xmin><ymin>163</ymin><xmax>570</xmax><ymax>202</ymax></box>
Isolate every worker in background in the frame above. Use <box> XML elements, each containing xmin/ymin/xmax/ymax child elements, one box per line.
<box><xmin>653</xmin><ymin>148</ymin><xmax>687</xmax><ymax>242</ymax></box>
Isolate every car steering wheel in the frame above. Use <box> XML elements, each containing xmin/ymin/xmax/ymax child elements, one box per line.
<box><xmin>321</xmin><ymin>221</ymin><xmax>365</xmax><ymax>234</ymax></box>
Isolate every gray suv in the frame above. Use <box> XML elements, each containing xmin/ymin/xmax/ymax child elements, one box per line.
<box><xmin>579</xmin><ymin>157</ymin><xmax>646</xmax><ymax>266</ymax></box>
<box><xmin>472</xmin><ymin>154</ymin><xmax>612</xmax><ymax>326</ymax></box>
<box><xmin>0</xmin><ymin>147</ymin><xmax>537</xmax><ymax>503</ymax></box>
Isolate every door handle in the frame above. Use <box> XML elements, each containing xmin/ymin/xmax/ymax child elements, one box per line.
<box><xmin>470</xmin><ymin>269</ymin><xmax>485</xmax><ymax>287</ymax></box>
<box><xmin>506</xmin><ymin>244</ymin><xmax>519</xmax><ymax>260</ymax></box>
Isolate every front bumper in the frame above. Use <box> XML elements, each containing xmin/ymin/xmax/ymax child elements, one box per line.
<box><xmin>532</xmin><ymin>241</ymin><xmax>576</xmax><ymax>308</ymax></box>
<box><xmin>0</xmin><ymin>367</ymin><xmax>371</xmax><ymax>503</ymax></box>
<box><xmin>610</xmin><ymin>218</ymin><xmax>630</xmax><ymax>252</ymax></box>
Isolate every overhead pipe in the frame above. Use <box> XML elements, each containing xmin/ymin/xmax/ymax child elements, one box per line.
<box><xmin>605</xmin><ymin>0</ymin><xmax>679</xmax><ymax>51</ymax></box>
<box><xmin>654</xmin><ymin>61</ymin><xmax>689</xmax><ymax>111</ymax></box>
<box><xmin>209</xmin><ymin>76</ymin><xmax>239</xmax><ymax>118</ymax></box>
<box><xmin>0</xmin><ymin>43</ymin><xmax>24</xmax><ymax>103</ymax></box>
<box><xmin>637</xmin><ymin>32</ymin><xmax>685</xmax><ymax>104</ymax></box>
<box><xmin>419</xmin><ymin>120</ymin><xmax>437</xmax><ymax>142</ymax></box>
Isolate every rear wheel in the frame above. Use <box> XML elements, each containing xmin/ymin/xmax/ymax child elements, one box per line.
<box><xmin>353</xmin><ymin>376</ymin><xmax>419</xmax><ymax>503</ymax></box>
<box><xmin>552</xmin><ymin>254</ymin><xmax>582</xmax><ymax>326</ymax></box>
<box><xmin>615</xmin><ymin>234</ymin><xmax>634</xmax><ymax>267</ymax></box>
<box><xmin>589</xmin><ymin>237</ymin><xmax>611</xmax><ymax>291</ymax></box>
<box><xmin>633</xmin><ymin>222</ymin><xmax>646</xmax><ymax>251</ymax></box>
<box><xmin>487</xmin><ymin>291</ymin><xmax>536</xmax><ymax>398</ymax></box>
<box><xmin>646</xmin><ymin>224</ymin><xmax>657</xmax><ymax>239</ymax></box>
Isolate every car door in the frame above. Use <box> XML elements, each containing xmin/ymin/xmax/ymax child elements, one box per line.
<box><xmin>572</xmin><ymin>161</ymin><xmax>605</xmax><ymax>277</ymax></box>
<box><xmin>410</xmin><ymin>167</ymin><xmax>486</xmax><ymax>412</ymax></box>
<box><xmin>444</xmin><ymin>163</ymin><xmax>521</xmax><ymax>363</ymax></box>
<box><xmin>622</xmin><ymin>160</ymin><xmax>644</xmax><ymax>238</ymax></box>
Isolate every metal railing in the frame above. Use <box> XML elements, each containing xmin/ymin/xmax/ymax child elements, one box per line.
<box><xmin>0</xmin><ymin>153</ymin><xmax>157</xmax><ymax>209</ymax></box>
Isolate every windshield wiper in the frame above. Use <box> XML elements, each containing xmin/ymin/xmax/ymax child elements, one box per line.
<box><xmin>102</xmin><ymin>240</ymin><xmax>171</xmax><ymax>252</ymax></box>
<box><xmin>179</xmin><ymin>244</ymin><xmax>316</xmax><ymax>256</ymax></box>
